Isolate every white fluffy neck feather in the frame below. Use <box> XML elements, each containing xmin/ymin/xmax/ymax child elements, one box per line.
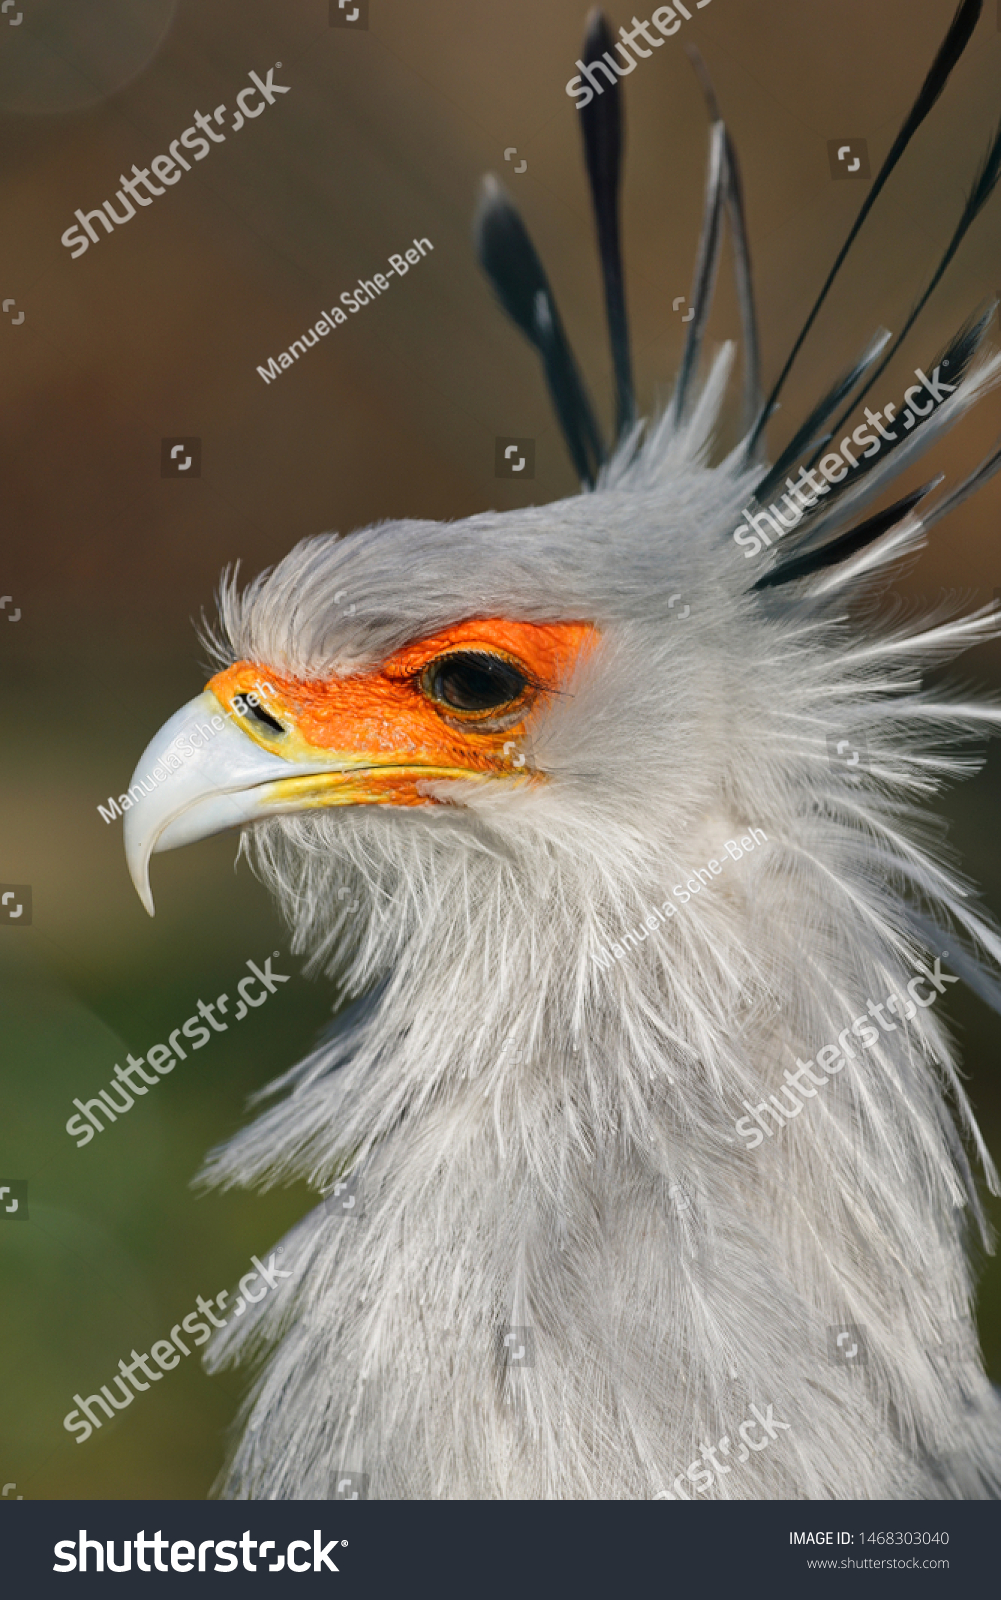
<box><xmin>199</xmin><ymin>658</ymin><xmax>1001</xmax><ymax>1498</ymax></box>
<box><xmin>194</xmin><ymin>349</ymin><xmax>1001</xmax><ymax>1498</ymax></box>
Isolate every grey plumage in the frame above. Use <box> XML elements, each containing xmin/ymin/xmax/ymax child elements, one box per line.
<box><xmin>126</xmin><ymin>6</ymin><xmax>1001</xmax><ymax>1499</ymax></box>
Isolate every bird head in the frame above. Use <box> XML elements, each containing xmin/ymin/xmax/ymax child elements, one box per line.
<box><xmin>124</xmin><ymin>467</ymin><xmax>744</xmax><ymax>975</ymax></box>
<box><xmin>123</xmin><ymin>514</ymin><xmax>601</xmax><ymax>922</ymax></box>
<box><xmin>124</xmin><ymin>0</ymin><xmax>1001</xmax><ymax>1103</ymax></box>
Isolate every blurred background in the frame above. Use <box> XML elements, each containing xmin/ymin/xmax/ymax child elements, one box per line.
<box><xmin>2</xmin><ymin>0</ymin><xmax>1001</xmax><ymax>1499</ymax></box>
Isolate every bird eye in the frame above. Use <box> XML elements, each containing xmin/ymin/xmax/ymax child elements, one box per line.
<box><xmin>421</xmin><ymin>652</ymin><xmax>528</xmax><ymax>716</ymax></box>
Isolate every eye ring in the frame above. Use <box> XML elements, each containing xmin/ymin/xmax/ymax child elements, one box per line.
<box><xmin>419</xmin><ymin>649</ymin><xmax>532</xmax><ymax>726</ymax></box>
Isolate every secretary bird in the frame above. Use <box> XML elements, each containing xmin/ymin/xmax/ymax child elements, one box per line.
<box><xmin>125</xmin><ymin>2</ymin><xmax>1001</xmax><ymax>1498</ymax></box>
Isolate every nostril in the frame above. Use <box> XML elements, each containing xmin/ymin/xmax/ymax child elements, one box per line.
<box><xmin>249</xmin><ymin>702</ymin><xmax>286</xmax><ymax>735</ymax></box>
<box><xmin>233</xmin><ymin>693</ymin><xmax>287</xmax><ymax>735</ymax></box>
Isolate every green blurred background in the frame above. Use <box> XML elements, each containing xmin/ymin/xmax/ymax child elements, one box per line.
<box><xmin>2</xmin><ymin>0</ymin><xmax>1001</xmax><ymax>1499</ymax></box>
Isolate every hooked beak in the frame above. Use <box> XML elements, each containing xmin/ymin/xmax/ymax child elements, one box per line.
<box><xmin>124</xmin><ymin>690</ymin><xmax>321</xmax><ymax>916</ymax></box>
<box><xmin>124</xmin><ymin>621</ymin><xmax>594</xmax><ymax>916</ymax></box>
<box><xmin>123</xmin><ymin>680</ymin><xmax>493</xmax><ymax>917</ymax></box>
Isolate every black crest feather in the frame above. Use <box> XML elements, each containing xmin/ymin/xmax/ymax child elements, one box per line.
<box><xmin>810</xmin><ymin>124</ymin><xmax>1001</xmax><ymax>457</ymax></box>
<box><xmin>751</xmin><ymin>329</ymin><xmax>891</xmax><ymax>508</ymax></box>
<box><xmin>746</xmin><ymin>0</ymin><xmax>982</xmax><ymax>459</ymax></box>
<box><xmin>579</xmin><ymin>9</ymin><xmax>635</xmax><ymax>441</ymax></box>
<box><xmin>475</xmin><ymin>176</ymin><xmax>605</xmax><ymax>487</ymax></box>
<box><xmin>684</xmin><ymin>45</ymin><xmax>763</xmax><ymax>444</ymax></box>
<box><xmin>750</xmin><ymin>481</ymin><xmax>936</xmax><ymax>592</ymax></box>
<box><xmin>800</xmin><ymin>302</ymin><xmax>998</xmax><ymax>528</ymax></box>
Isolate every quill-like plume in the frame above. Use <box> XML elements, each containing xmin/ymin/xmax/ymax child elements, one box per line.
<box><xmin>684</xmin><ymin>45</ymin><xmax>763</xmax><ymax>445</ymax></box>
<box><xmin>751</xmin><ymin>329</ymin><xmax>892</xmax><ymax>507</ymax></box>
<box><xmin>475</xmin><ymin>176</ymin><xmax>605</xmax><ymax>486</ymax></box>
<box><xmin>750</xmin><ymin>481</ymin><xmax>936</xmax><ymax>591</ymax></box>
<box><xmin>745</xmin><ymin>0</ymin><xmax>982</xmax><ymax>460</ymax></box>
<box><xmin>578</xmin><ymin>9</ymin><xmax>635</xmax><ymax>440</ymax></box>
<box><xmin>807</xmin><ymin>124</ymin><xmax>1001</xmax><ymax>462</ymax></box>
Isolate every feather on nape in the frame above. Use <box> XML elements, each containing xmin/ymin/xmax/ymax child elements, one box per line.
<box><xmin>195</xmin><ymin>2</ymin><xmax>1001</xmax><ymax>1500</ymax></box>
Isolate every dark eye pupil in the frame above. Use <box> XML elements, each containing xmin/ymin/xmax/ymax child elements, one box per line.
<box><xmin>431</xmin><ymin>654</ymin><xmax>525</xmax><ymax>711</ymax></box>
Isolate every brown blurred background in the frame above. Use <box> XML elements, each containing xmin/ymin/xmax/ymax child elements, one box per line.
<box><xmin>2</xmin><ymin>0</ymin><xmax>1001</xmax><ymax>1499</ymax></box>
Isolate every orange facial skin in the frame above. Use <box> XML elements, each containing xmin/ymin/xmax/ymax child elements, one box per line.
<box><xmin>206</xmin><ymin>618</ymin><xmax>596</xmax><ymax>808</ymax></box>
